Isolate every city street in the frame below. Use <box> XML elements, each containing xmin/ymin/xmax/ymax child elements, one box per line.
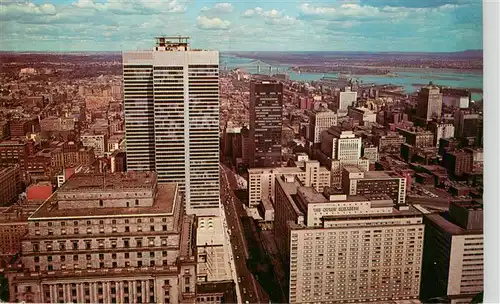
<box><xmin>220</xmin><ymin>164</ymin><xmax>269</xmax><ymax>304</ymax></box>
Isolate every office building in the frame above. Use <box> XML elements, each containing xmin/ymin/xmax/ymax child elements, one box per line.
<box><xmin>397</xmin><ymin>128</ymin><xmax>434</xmax><ymax>148</ymax></box>
<box><xmin>274</xmin><ymin>175</ymin><xmax>424</xmax><ymax>303</ymax></box>
<box><xmin>307</xmin><ymin>108</ymin><xmax>337</xmax><ymax>144</ymax></box>
<box><xmin>0</xmin><ymin>165</ymin><xmax>22</xmax><ymax>206</ymax></box>
<box><xmin>249</xmin><ymin>81</ymin><xmax>283</xmax><ymax>168</ymax></box>
<box><xmin>248</xmin><ymin>157</ymin><xmax>330</xmax><ymax>208</ymax></box>
<box><xmin>80</xmin><ymin>133</ymin><xmax>108</xmax><ymax>158</ymax></box>
<box><xmin>320</xmin><ymin>127</ymin><xmax>362</xmax><ymax>161</ymax></box>
<box><xmin>4</xmin><ymin>172</ymin><xmax>198</xmax><ymax>304</ymax></box>
<box><xmin>318</xmin><ymin>126</ymin><xmax>367</xmax><ymax>187</ymax></box>
<box><xmin>442</xmin><ymin>150</ymin><xmax>473</xmax><ymax>177</ymax></box>
<box><xmin>428</xmin><ymin>121</ymin><xmax>455</xmax><ymax>147</ymax></box>
<box><xmin>338</xmin><ymin>88</ymin><xmax>357</xmax><ymax>111</ymax></box>
<box><xmin>374</xmin><ymin>133</ymin><xmax>405</xmax><ymax>153</ymax></box>
<box><xmin>342</xmin><ymin>167</ymin><xmax>407</xmax><ymax>207</ymax></box>
<box><xmin>123</xmin><ymin>36</ymin><xmax>220</xmax><ymax>216</ymax></box>
<box><xmin>442</xmin><ymin>88</ymin><xmax>470</xmax><ymax>109</ymax></box>
<box><xmin>419</xmin><ymin>201</ymin><xmax>483</xmax><ymax>304</ymax></box>
<box><xmin>0</xmin><ymin>205</ymin><xmax>30</xmax><ymax>268</ymax></box>
<box><xmin>454</xmin><ymin>109</ymin><xmax>482</xmax><ymax>140</ymax></box>
<box><xmin>0</xmin><ymin>139</ymin><xmax>34</xmax><ymax>180</ymax></box>
<box><xmin>417</xmin><ymin>83</ymin><xmax>443</xmax><ymax>122</ymax></box>
<box><xmin>348</xmin><ymin>107</ymin><xmax>376</xmax><ymax>126</ymax></box>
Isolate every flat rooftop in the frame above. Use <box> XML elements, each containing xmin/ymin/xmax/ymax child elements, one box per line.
<box><xmin>30</xmin><ymin>184</ymin><xmax>176</xmax><ymax>219</ymax></box>
<box><xmin>425</xmin><ymin>212</ymin><xmax>482</xmax><ymax>235</ymax></box>
<box><xmin>58</xmin><ymin>172</ymin><xmax>157</xmax><ymax>192</ymax></box>
<box><xmin>322</xmin><ymin>205</ymin><xmax>422</xmax><ymax>220</ymax></box>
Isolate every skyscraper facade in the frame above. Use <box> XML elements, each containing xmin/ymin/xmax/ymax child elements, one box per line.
<box><xmin>123</xmin><ymin>37</ymin><xmax>219</xmax><ymax>216</ymax></box>
<box><xmin>249</xmin><ymin>81</ymin><xmax>283</xmax><ymax>168</ymax></box>
<box><xmin>417</xmin><ymin>83</ymin><xmax>443</xmax><ymax>122</ymax></box>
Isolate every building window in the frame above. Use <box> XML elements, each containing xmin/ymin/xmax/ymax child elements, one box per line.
<box><xmin>99</xmin><ymin>200</ymin><xmax>103</xmax><ymax>207</ymax></box>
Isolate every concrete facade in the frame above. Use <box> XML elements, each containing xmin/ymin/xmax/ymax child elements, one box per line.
<box><xmin>274</xmin><ymin>175</ymin><xmax>424</xmax><ymax>303</ymax></box>
<box><xmin>248</xmin><ymin>158</ymin><xmax>330</xmax><ymax>208</ymax></box>
<box><xmin>4</xmin><ymin>172</ymin><xmax>198</xmax><ymax>304</ymax></box>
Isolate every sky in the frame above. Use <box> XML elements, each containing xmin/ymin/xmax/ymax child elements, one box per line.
<box><xmin>0</xmin><ymin>0</ymin><xmax>483</xmax><ymax>52</ymax></box>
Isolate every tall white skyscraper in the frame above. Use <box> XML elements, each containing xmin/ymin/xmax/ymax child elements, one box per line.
<box><xmin>123</xmin><ymin>37</ymin><xmax>220</xmax><ymax>216</ymax></box>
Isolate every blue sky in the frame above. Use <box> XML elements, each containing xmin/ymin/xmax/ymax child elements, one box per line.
<box><xmin>0</xmin><ymin>0</ymin><xmax>482</xmax><ymax>52</ymax></box>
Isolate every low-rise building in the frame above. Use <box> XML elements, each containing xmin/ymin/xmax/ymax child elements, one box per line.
<box><xmin>4</xmin><ymin>172</ymin><xmax>197</xmax><ymax>304</ymax></box>
<box><xmin>81</xmin><ymin>133</ymin><xmax>107</xmax><ymax>158</ymax></box>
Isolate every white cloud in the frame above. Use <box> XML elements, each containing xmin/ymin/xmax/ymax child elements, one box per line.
<box><xmin>206</xmin><ymin>3</ymin><xmax>233</xmax><ymax>13</ymax></box>
<box><xmin>196</xmin><ymin>16</ymin><xmax>230</xmax><ymax>30</ymax></box>
<box><xmin>242</xmin><ymin>7</ymin><xmax>263</xmax><ymax>17</ymax></box>
<box><xmin>298</xmin><ymin>2</ymin><xmax>467</xmax><ymax>21</ymax></box>
<box><xmin>0</xmin><ymin>2</ymin><xmax>57</xmax><ymax>20</ymax></box>
<box><xmin>71</xmin><ymin>0</ymin><xmax>187</xmax><ymax>15</ymax></box>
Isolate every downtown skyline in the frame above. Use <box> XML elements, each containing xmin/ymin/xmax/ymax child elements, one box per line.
<box><xmin>0</xmin><ymin>0</ymin><xmax>482</xmax><ymax>52</ymax></box>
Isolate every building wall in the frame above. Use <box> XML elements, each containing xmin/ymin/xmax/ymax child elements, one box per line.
<box><xmin>309</xmin><ymin>111</ymin><xmax>337</xmax><ymax>144</ymax></box>
<box><xmin>249</xmin><ymin>81</ymin><xmax>283</xmax><ymax>168</ymax></box>
<box><xmin>288</xmin><ymin>220</ymin><xmax>424</xmax><ymax>303</ymax></box>
<box><xmin>0</xmin><ymin>166</ymin><xmax>22</xmax><ymax>206</ymax></box>
<box><xmin>248</xmin><ymin>162</ymin><xmax>330</xmax><ymax>207</ymax></box>
<box><xmin>123</xmin><ymin>49</ymin><xmax>220</xmax><ymax>216</ymax></box>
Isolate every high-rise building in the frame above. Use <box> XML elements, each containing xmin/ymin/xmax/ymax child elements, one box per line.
<box><xmin>417</xmin><ymin>83</ymin><xmax>443</xmax><ymax>122</ymax></box>
<box><xmin>249</xmin><ymin>81</ymin><xmax>283</xmax><ymax>168</ymax></box>
<box><xmin>307</xmin><ymin>108</ymin><xmax>337</xmax><ymax>144</ymax></box>
<box><xmin>342</xmin><ymin>167</ymin><xmax>408</xmax><ymax>207</ymax></box>
<box><xmin>274</xmin><ymin>175</ymin><xmax>424</xmax><ymax>303</ymax></box>
<box><xmin>248</xmin><ymin>157</ymin><xmax>330</xmax><ymax>207</ymax></box>
<box><xmin>419</xmin><ymin>201</ymin><xmax>483</xmax><ymax>304</ymax></box>
<box><xmin>123</xmin><ymin>37</ymin><xmax>220</xmax><ymax>216</ymax></box>
<box><xmin>4</xmin><ymin>172</ymin><xmax>198</xmax><ymax>304</ymax></box>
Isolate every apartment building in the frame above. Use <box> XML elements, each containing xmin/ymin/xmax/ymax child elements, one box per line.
<box><xmin>4</xmin><ymin>172</ymin><xmax>197</xmax><ymax>304</ymax></box>
<box><xmin>248</xmin><ymin>158</ymin><xmax>330</xmax><ymax>208</ymax></box>
<box><xmin>419</xmin><ymin>201</ymin><xmax>483</xmax><ymax>304</ymax></box>
<box><xmin>274</xmin><ymin>175</ymin><xmax>424</xmax><ymax>303</ymax></box>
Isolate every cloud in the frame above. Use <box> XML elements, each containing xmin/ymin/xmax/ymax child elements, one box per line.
<box><xmin>242</xmin><ymin>7</ymin><xmax>264</xmax><ymax>17</ymax></box>
<box><xmin>71</xmin><ymin>0</ymin><xmax>187</xmax><ymax>15</ymax></box>
<box><xmin>196</xmin><ymin>16</ymin><xmax>230</xmax><ymax>30</ymax></box>
<box><xmin>297</xmin><ymin>2</ymin><xmax>465</xmax><ymax>21</ymax></box>
<box><xmin>241</xmin><ymin>7</ymin><xmax>298</xmax><ymax>28</ymax></box>
<box><xmin>201</xmin><ymin>2</ymin><xmax>233</xmax><ymax>14</ymax></box>
<box><xmin>0</xmin><ymin>2</ymin><xmax>57</xmax><ymax>21</ymax></box>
